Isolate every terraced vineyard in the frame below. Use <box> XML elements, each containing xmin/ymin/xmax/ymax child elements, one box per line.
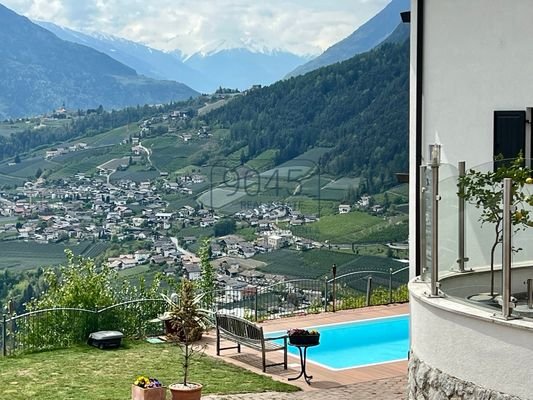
<box><xmin>254</xmin><ymin>248</ymin><xmax>404</xmax><ymax>279</ymax></box>
<box><xmin>0</xmin><ymin>241</ymin><xmax>110</xmax><ymax>271</ymax></box>
<box><xmin>199</xmin><ymin>148</ymin><xmax>331</xmax><ymax>213</ymax></box>
<box><xmin>289</xmin><ymin>211</ymin><xmax>383</xmax><ymax>242</ymax></box>
<box><xmin>80</xmin><ymin>242</ymin><xmax>110</xmax><ymax>258</ymax></box>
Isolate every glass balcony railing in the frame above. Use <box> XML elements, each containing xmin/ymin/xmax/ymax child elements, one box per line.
<box><xmin>421</xmin><ymin>158</ymin><xmax>533</xmax><ymax>319</ymax></box>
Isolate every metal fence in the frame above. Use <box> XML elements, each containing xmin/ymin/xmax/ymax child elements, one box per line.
<box><xmin>201</xmin><ymin>266</ymin><xmax>410</xmax><ymax>321</ymax></box>
<box><xmin>1</xmin><ymin>299</ymin><xmax>166</xmax><ymax>357</ymax></box>
<box><xmin>208</xmin><ymin>278</ymin><xmax>327</xmax><ymax>322</ymax></box>
<box><xmin>0</xmin><ymin>267</ymin><xmax>409</xmax><ymax>356</ymax></box>
<box><xmin>97</xmin><ymin>299</ymin><xmax>166</xmax><ymax>337</ymax></box>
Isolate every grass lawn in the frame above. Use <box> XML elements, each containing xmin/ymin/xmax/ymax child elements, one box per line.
<box><xmin>117</xmin><ymin>264</ymin><xmax>151</xmax><ymax>278</ymax></box>
<box><xmin>50</xmin><ymin>145</ymin><xmax>131</xmax><ymax>178</ymax></box>
<box><xmin>198</xmin><ymin>100</ymin><xmax>230</xmax><ymax>116</ymax></box>
<box><xmin>0</xmin><ymin>118</ymin><xmax>70</xmax><ymax>137</ymax></box>
<box><xmin>0</xmin><ymin>341</ymin><xmax>298</xmax><ymax>399</ymax></box>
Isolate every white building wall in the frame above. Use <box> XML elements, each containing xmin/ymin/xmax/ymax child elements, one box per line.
<box><xmin>421</xmin><ymin>0</ymin><xmax>533</xmax><ymax>168</ymax></box>
<box><xmin>410</xmin><ymin>281</ymin><xmax>533</xmax><ymax>399</ymax></box>
<box><xmin>409</xmin><ymin>0</ymin><xmax>533</xmax><ymax>274</ymax></box>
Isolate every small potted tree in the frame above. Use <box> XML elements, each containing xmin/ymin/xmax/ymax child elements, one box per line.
<box><xmin>162</xmin><ymin>279</ymin><xmax>212</xmax><ymax>400</ymax></box>
<box><xmin>458</xmin><ymin>155</ymin><xmax>533</xmax><ymax>298</ymax></box>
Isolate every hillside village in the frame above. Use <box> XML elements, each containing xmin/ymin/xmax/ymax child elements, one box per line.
<box><xmin>0</xmin><ymin>171</ymin><xmax>324</xmax><ymax>288</ymax></box>
<box><xmin>0</xmin><ymin>156</ymin><xmax>395</xmax><ymax>310</ymax></box>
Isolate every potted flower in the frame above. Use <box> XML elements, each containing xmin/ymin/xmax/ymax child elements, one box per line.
<box><xmin>287</xmin><ymin>328</ymin><xmax>320</xmax><ymax>345</ymax></box>
<box><xmin>162</xmin><ymin>279</ymin><xmax>212</xmax><ymax>400</ymax></box>
<box><xmin>132</xmin><ymin>376</ymin><xmax>166</xmax><ymax>400</ymax></box>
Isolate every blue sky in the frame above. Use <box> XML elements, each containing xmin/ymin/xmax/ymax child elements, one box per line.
<box><xmin>2</xmin><ymin>0</ymin><xmax>391</xmax><ymax>55</ymax></box>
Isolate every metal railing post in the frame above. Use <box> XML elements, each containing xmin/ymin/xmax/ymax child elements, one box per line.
<box><xmin>137</xmin><ymin>305</ymin><xmax>142</xmax><ymax>338</ymax></box>
<box><xmin>2</xmin><ymin>314</ymin><xmax>6</xmax><ymax>357</ymax></box>
<box><xmin>501</xmin><ymin>178</ymin><xmax>513</xmax><ymax>319</ymax></box>
<box><xmin>254</xmin><ymin>289</ymin><xmax>258</xmax><ymax>322</ymax></box>
<box><xmin>332</xmin><ymin>264</ymin><xmax>337</xmax><ymax>313</ymax></box>
<box><xmin>366</xmin><ymin>276</ymin><xmax>373</xmax><ymax>306</ymax></box>
<box><xmin>389</xmin><ymin>268</ymin><xmax>393</xmax><ymax>304</ymax></box>
<box><xmin>324</xmin><ymin>276</ymin><xmax>328</xmax><ymax>312</ymax></box>
<box><xmin>526</xmin><ymin>279</ymin><xmax>533</xmax><ymax>309</ymax></box>
<box><xmin>457</xmin><ymin>161</ymin><xmax>468</xmax><ymax>272</ymax></box>
<box><xmin>430</xmin><ymin>144</ymin><xmax>441</xmax><ymax>296</ymax></box>
<box><xmin>419</xmin><ymin>165</ymin><xmax>428</xmax><ymax>277</ymax></box>
<box><xmin>95</xmin><ymin>307</ymin><xmax>99</xmax><ymax>332</ymax></box>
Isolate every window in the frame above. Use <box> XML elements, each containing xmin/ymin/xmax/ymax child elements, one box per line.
<box><xmin>493</xmin><ymin>110</ymin><xmax>527</xmax><ymax>168</ymax></box>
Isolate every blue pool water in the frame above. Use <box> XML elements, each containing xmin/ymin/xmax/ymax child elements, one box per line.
<box><xmin>272</xmin><ymin>315</ymin><xmax>409</xmax><ymax>370</ymax></box>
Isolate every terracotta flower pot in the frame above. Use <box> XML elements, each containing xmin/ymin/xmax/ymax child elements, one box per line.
<box><xmin>131</xmin><ymin>384</ymin><xmax>167</xmax><ymax>400</ymax></box>
<box><xmin>168</xmin><ymin>383</ymin><xmax>202</xmax><ymax>400</ymax></box>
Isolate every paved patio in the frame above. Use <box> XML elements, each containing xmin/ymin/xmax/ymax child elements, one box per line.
<box><xmin>203</xmin><ymin>303</ymin><xmax>409</xmax><ymax>399</ymax></box>
<box><xmin>203</xmin><ymin>376</ymin><xmax>407</xmax><ymax>400</ymax></box>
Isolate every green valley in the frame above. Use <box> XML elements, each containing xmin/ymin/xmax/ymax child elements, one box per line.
<box><xmin>0</xmin><ymin>36</ymin><xmax>410</xmax><ymax>315</ymax></box>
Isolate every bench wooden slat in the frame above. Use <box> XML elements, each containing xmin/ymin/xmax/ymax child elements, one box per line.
<box><xmin>215</xmin><ymin>313</ymin><xmax>287</xmax><ymax>372</ymax></box>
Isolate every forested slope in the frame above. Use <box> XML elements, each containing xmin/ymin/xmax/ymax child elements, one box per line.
<box><xmin>207</xmin><ymin>40</ymin><xmax>409</xmax><ymax>193</ymax></box>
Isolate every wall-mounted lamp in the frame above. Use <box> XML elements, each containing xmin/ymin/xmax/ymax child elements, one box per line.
<box><xmin>429</xmin><ymin>144</ymin><xmax>441</xmax><ymax>166</ymax></box>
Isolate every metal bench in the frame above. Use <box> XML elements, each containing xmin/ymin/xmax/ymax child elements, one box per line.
<box><xmin>215</xmin><ymin>313</ymin><xmax>287</xmax><ymax>372</ymax></box>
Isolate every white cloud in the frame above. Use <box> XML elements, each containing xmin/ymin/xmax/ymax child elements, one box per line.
<box><xmin>2</xmin><ymin>0</ymin><xmax>390</xmax><ymax>55</ymax></box>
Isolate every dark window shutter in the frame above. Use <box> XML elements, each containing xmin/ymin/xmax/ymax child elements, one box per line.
<box><xmin>493</xmin><ymin>111</ymin><xmax>526</xmax><ymax>167</ymax></box>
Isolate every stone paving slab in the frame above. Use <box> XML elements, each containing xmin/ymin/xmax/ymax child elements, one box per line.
<box><xmin>203</xmin><ymin>375</ymin><xmax>407</xmax><ymax>400</ymax></box>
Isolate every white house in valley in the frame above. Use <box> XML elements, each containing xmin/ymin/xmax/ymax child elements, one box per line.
<box><xmin>338</xmin><ymin>204</ymin><xmax>351</xmax><ymax>214</ymax></box>
<box><xmin>408</xmin><ymin>1</ymin><xmax>533</xmax><ymax>399</ymax></box>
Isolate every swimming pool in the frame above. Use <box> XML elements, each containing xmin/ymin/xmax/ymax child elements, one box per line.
<box><xmin>271</xmin><ymin>314</ymin><xmax>409</xmax><ymax>370</ymax></box>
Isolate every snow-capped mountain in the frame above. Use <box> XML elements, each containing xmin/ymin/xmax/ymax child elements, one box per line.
<box><xmin>36</xmin><ymin>21</ymin><xmax>310</xmax><ymax>92</ymax></box>
<box><xmin>35</xmin><ymin>21</ymin><xmax>215</xmax><ymax>93</ymax></box>
<box><xmin>183</xmin><ymin>46</ymin><xmax>311</xmax><ymax>90</ymax></box>
<box><xmin>182</xmin><ymin>37</ymin><xmax>288</xmax><ymax>60</ymax></box>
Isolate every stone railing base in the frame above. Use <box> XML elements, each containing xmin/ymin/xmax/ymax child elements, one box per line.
<box><xmin>408</xmin><ymin>353</ymin><xmax>523</xmax><ymax>400</ymax></box>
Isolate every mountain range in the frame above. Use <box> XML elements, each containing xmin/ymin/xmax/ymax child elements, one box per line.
<box><xmin>35</xmin><ymin>21</ymin><xmax>216</xmax><ymax>94</ymax></box>
<box><xmin>0</xmin><ymin>0</ymin><xmax>409</xmax><ymax>120</ymax></box>
<box><xmin>286</xmin><ymin>0</ymin><xmax>409</xmax><ymax>78</ymax></box>
<box><xmin>35</xmin><ymin>21</ymin><xmax>310</xmax><ymax>93</ymax></box>
<box><xmin>184</xmin><ymin>48</ymin><xmax>309</xmax><ymax>91</ymax></box>
<box><xmin>33</xmin><ymin>1</ymin><xmax>409</xmax><ymax>92</ymax></box>
<box><xmin>0</xmin><ymin>3</ymin><xmax>198</xmax><ymax>119</ymax></box>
